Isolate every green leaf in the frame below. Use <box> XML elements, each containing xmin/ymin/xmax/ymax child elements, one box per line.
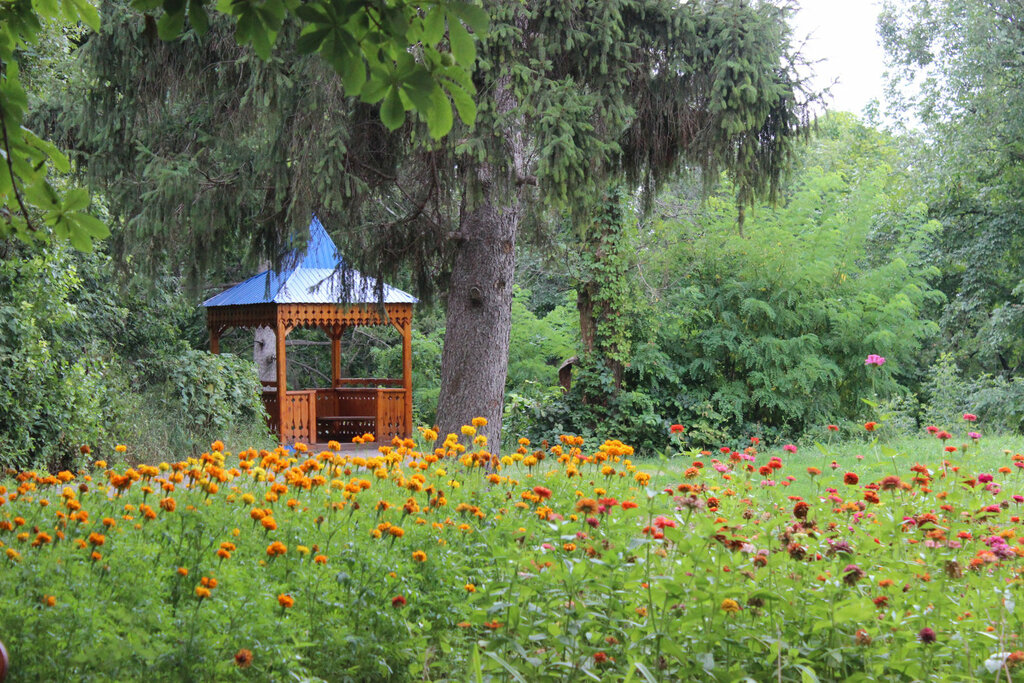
<box><xmin>188</xmin><ymin>0</ymin><xmax>209</xmax><ymax>35</ymax></box>
<box><xmin>157</xmin><ymin>10</ymin><xmax>186</xmax><ymax>40</ymax></box>
<box><xmin>63</xmin><ymin>188</ymin><xmax>90</xmax><ymax>212</ymax></box>
<box><xmin>482</xmin><ymin>652</ymin><xmax>528</xmax><ymax>683</ymax></box>
<box><xmin>69</xmin><ymin>0</ymin><xmax>101</xmax><ymax>31</ymax></box>
<box><xmin>380</xmin><ymin>87</ymin><xmax>404</xmax><ymax>131</ymax></box>
<box><xmin>296</xmin><ymin>27</ymin><xmax>329</xmax><ymax>54</ymax></box>
<box><xmin>75</xmin><ymin>214</ymin><xmax>111</xmax><ymax>239</ymax></box>
<box><xmin>445</xmin><ymin>80</ymin><xmax>476</xmax><ymax>126</ymax></box>
<box><xmin>448</xmin><ymin>16</ymin><xmax>474</xmax><ymax>66</ymax></box>
<box><xmin>422</xmin><ymin>6</ymin><xmax>445</xmax><ymax>44</ymax></box>
<box><xmin>451</xmin><ymin>2</ymin><xmax>488</xmax><ymax>33</ymax></box>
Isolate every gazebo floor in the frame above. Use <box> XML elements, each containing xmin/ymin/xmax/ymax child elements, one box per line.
<box><xmin>305</xmin><ymin>442</ymin><xmax>384</xmax><ymax>456</ymax></box>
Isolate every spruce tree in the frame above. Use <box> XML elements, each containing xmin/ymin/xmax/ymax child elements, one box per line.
<box><xmin>71</xmin><ymin>0</ymin><xmax>811</xmax><ymax>448</ymax></box>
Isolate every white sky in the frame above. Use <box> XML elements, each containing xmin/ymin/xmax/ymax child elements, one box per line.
<box><xmin>791</xmin><ymin>0</ymin><xmax>889</xmax><ymax>116</ymax></box>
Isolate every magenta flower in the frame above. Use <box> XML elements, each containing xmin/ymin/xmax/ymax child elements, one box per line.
<box><xmin>864</xmin><ymin>354</ymin><xmax>886</xmax><ymax>366</ymax></box>
<box><xmin>782</xmin><ymin>444</ymin><xmax>797</xmax><ymax>453</ymax></box>
<box><xmin>968</xmin><ymin>431</ymin><xmax>981</xmax><ymax>440</ymax></box>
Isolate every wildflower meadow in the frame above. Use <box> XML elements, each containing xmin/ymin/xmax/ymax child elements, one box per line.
<box><xmin>2</xmin><ymin>415</ymin><xmax>1023</xmax><ymax>682</ymax></box>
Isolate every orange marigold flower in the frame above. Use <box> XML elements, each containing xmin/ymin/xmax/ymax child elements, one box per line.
<box><xmin>314</xmin><ymin>555</ymin><xmax>327</xmax><ymax>565</ymax></box>
<box><xmin>195</xmin><ymin>585</ymin><xmax>211</xmax><ymax>599</ymax></box>
<box><xmin>412</xmin><ymin>550</ymin><xmax>427</xmax><ymax>562</ymax></box>
<box><xmin>88</xmin><ymin>532</ymin><xmax>105</xmax><ymax>546</ymax></box>
<box><xmin>177</xmin><ymin>567</ymin><xmax>189</xmax><ymax>576</ymax></box>
<box><xmin>234</xmin><ymin>649</ymin><xmax>253</xmax><ymax>668</ymax></box>
<box><xmin>277</xmin><ymin>594</ymin><xmax>294</xmax><ymax>608</ymax></box>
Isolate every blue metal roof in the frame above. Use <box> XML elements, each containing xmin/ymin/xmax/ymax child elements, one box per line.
<box><xmin>203</xmin><ymin>216</ymin><xmax>418</xmax><ymax>307</ymax></box>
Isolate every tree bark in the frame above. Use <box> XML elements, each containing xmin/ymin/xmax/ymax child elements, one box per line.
<box><xmin>435</xmin><ymin>73</ymin><xmax>524</xmax><ymax>454</ymax></box>
<box><xmin>253</xmin><ymin>326</ymin><xmax>277</xmax><ymax>384</ymax></box>
<box><xmin>435</xmin><ymin>180</ymin><xmax>521</xmax><ymax>453</ymax></box>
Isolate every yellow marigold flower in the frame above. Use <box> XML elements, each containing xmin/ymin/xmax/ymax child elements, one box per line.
<box><xmin>297</xmin><ymin>545</ymin><xmax>310</xmax><ymax>556</ymax></box>
<box><xmin>634</xmin><ymin>472</ymin><xmax>651</xmax><ymax>486</ymax></box>
<box><xmin>563</xmin><ymin>543</ymin><xmax>576</xmax><ymax>552</ymax></box>
<box><xmin>422</xmin><ymin>429</ymin><xmax>438</xmax><ymax>442</ymax></box>
<box><xmin>720</xmin><ymin>599</ymin><xmax>741</xmax><ymax>614</ymax></box>
<box><xmin>412</xmin><ymin>550</ymin><xmax>428</xmax><ymax>562</ymax></box>
<box><xmin>471</xmin><ymin>417</ymin><xmax>488</xmax><ymax>427</ymax></box>
<box><xmin>5</xmin><ymin>548</ymin><xmax>21</xmax><ymax>562</ymax></box>
<box><xmin>114</xmin><ymin>445</ymin><xmax>127</xmax><ymax>453</ymax></box>
<box><xmin>461</xmin><ymin>425</ymin><xmax>477</xmax><ymax>436</ymax></box>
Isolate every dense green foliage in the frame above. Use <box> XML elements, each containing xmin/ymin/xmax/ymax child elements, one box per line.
<box><xmin>0</xmin><ymin>243</ymin><xmax>269</xmax><ymax>470</ymax></box>
<box><xmin>880</xmin><ymin>0</ymin><xmax>1024</xmax><ymax>378</ymax></box>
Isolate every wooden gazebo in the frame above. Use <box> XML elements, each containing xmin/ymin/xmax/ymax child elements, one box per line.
<box><xmin>203</xmin><ymin>217</ymin><xmax>416</xmax><ymax>445</ymax></box>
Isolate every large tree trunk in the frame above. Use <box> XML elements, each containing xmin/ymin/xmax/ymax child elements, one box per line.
<box><xmin>435</xmin><ymin>179</ymin><xmax>521</xmax><ymax>453</ymax></box>
<box><xmin>435</xmin><ymin>72</ymin><xmax>524</xmax><ymax>454</ymax></box>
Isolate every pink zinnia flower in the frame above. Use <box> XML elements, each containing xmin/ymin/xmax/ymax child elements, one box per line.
<box><xmin>864</xmin><ymin>354</ymin><xmax>886</xmax><ymax>366</ymax></box>
<box><xmin>782</xmin><ymin>444</ymin><xmax>797</xmax><ymax>453</ymax></box>
<box><xmin>963</xmin><ymin>413</ymin><xmax>978</xmax><ymax>422</ymax></box>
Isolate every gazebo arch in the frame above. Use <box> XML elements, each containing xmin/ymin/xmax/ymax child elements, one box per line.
<box><xmin>203</xmin><ymin>216</ymin><xmax>416</xmax><ymax>445</ymax></box>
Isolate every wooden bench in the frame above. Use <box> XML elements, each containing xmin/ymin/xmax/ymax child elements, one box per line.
<box><xmin>315</xmin><ymin>415</ymin><xmax>376</xmax><ymax>443</ymax></box>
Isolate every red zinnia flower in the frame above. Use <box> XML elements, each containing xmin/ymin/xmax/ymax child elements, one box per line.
<box><xmin>827</xmin><ymin>425</ymin><xmax>839</xmax><ymax>431</ymax></box>
<box><xmin>392</xmin><ymin>595</ymin><xmax>407</xmax><ymax>608</ymax></box>
<box><xmin>843</xmin><ymin>472</ymin><xmax>860</xmax><ymax>485</ymax></box>
<box><xmin>864</xmin><ymin>422</ymin><xmax>877</xmax><ymax>431</ymax></box>
<box><xmin>963</xmin><ymin>413</ymin><xmax>977</xmax><ymax>422</ymax></box>
<box><xmin>670</xmin><ymin>424</ymin><xmax>685</xmax><ymax>434</ymax></box>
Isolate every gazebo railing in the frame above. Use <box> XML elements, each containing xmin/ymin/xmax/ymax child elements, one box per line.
<box><xmin>260</xmin><ymin>384</ymin><xmax>408</xmax><ymax>445</ymax></box>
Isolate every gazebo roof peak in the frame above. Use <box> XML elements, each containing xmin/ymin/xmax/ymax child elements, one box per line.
<box><xmin>203</xmin><ymin>216</ymin><xmax>418</xmax><ymax>307</ymax></box>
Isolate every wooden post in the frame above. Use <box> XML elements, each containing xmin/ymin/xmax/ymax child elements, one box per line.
<box><xmin>402</xmin><ymin>320</ymin><xmax>412</xmax><ymax>437</ymax></box>
<box><xmin>209</xmin><ymin>328</ymin><xmax>220</xmax><ymax>354</ymax></box>
<box><xmin>276</xmin><ymin>317</ymin><xmax>288</xmax><ymax>443</ymax></box>
<box><xmin>331</xmin><ymin>331</ymin><xmax>342</xmax><ymax>388</ymax></box>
